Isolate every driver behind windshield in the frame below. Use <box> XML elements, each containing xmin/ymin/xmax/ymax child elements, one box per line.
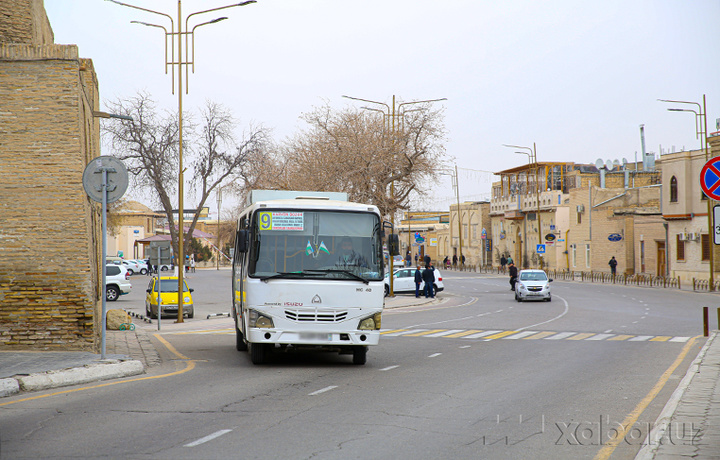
<box><xmin>336</xmin><ymin>237</ymin><xmax>369</xmax><ymax>268</ymax></box>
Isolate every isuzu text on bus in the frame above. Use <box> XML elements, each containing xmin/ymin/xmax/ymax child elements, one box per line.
<box><xmin>232</xmin><ymin>190</ymin><xmax>385</xmax><ymax>365</ymax></box>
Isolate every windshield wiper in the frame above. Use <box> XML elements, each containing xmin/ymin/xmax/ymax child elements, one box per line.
<box><xmin>304</xmin><ymin>269</ymin><xmax>370</xmax><ymax>284</ymax></box>
<box><xmin>258</xmin><ymin>271</ymin><xmax>309</xmax><ymax>281</ymax></box>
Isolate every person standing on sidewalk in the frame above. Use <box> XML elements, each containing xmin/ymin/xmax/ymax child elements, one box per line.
<box><xmin>422</xmin><ymin>262</ymin><xmax>436</xmax><ymax>298</ymax></box>
<box><xmin>609</xmin><ymin>256</ymin><xmax>618</xmax><ymax>275</ymax></box>
<box><xmin>508</xmin><ymin>262</ymin><xmax>518</xmax><ymax>291</ymax></box>
<box><xmin>414</xmin><ymin>264</ymin><xmax>423</xmax><ymax>298</ymax></box>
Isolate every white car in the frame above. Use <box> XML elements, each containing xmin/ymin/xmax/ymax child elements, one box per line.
<box><xmin>122</xmin><ymin>260</ymin><xmax>141</xmax><ymax>275</ymax></box>
<box><xmin>105</xmin><ymin>264</ymin><xmax>132</xmax><ymax>301</ymax></box>
<box><xmin>128</xmin><ymin>259</ymin><xmax>149</xmax><ymax>275</ymax></box>
<box><xmin>515</xmin><ymin>269</ymin><xmax>552</xmax><ymax>302</ymax></box>
<box><xmin>384</xmin><ymin>267</ymin><xmax>444</xmax><ymax>296</ymax></box>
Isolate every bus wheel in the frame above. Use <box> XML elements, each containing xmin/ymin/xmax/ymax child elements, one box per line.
<box><xmin>250</xmin><ymin>342</ymin><xmax>268</xmax><ymax>364</ymax></box>
<box><xmin>236</xmin><ymin>327</ymin><xmax>247</xmax><ymax>351</ymax></box>
<box><xmin>352</xmin><ymin>346</ymin><xmax>367</xmax><ymax>365</ymax></box>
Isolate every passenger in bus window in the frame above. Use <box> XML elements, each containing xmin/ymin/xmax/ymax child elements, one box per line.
<box><xmin>336</xmin><ymin>237</ymin><xmax>369</xmax><ymax>268</ymax></box>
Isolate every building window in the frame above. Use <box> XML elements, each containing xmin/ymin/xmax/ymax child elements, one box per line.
<box><xmin>670</xmin><ymin>176</ymin><xmax>678</xmax><ymax>202</ymax></box>
<box><xmin>585</xmin><ymin>244</ymin><xmax>591</xmax><ymax>268</ymax></box>
<box><xmin>572</xmin><ymin>245</ymin><xmax>577</xmax><ymax>267</ymax></box>
<box><xmin>676</xmin><ymin>235</ymin><xmax>685</xmax><ymax>261</ymax></box>
<box><xmin>702</xmin><ymin>234</ymin><xmax>710</xmax><ymax>261</ymax></box>
<box><xmin>577</xmin><ymin>212</ymin><xmax>582</xmax><ymax>224</ymax></box>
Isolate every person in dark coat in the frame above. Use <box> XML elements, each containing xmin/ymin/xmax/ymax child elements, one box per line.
<box><xmin>508</xmin><ymin>262</ymin><xmax>518</xmax><ymax>291</ymax></box>
<box><xmin>422</xmin><ymin>262</ymin><xmax>436</xmax><ymax>298</ymax></box>
<box><xmin>608</xmin><ymin>256</ymin><xmax>618</xmax><ymax>275</ymax></box>
<box><xmin>500</xmin><ymin>255</ymin><xmax>507</xmax><ymax>273</ymax></box>
<box><xmin>414</xmin><ymin>265</ymin><xmax>423</xmax><ymax>298</ymax></box>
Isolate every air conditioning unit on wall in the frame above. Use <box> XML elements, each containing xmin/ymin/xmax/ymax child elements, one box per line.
<box><xmin>576</xmin><ymin>204</ymin><xmax>585</xmax><ymax>213</ymax></box>
<box><xmin>678</xmin><ymin>232</ymin><xmax>688</xmax><ymax>241</ymax></box>
<box><xmin>689</xmin><ymin>232</ymin><xmax>700</xmax><ymax>241</ymax></box>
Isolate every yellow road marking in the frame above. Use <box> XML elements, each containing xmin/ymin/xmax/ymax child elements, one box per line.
<box><xmin>381</xmin><ymin>329</ymin><xmax>409</xmax><ymax>335</ymax></box>
<box><xmin>608</xmin><ymin>335</ymin><xmax>634</xmax><ymax>341</ymax></box>
<box><xmin>593</xmin><ymin>335</ymin><xmax>701</xmax><ymax>460</ymax></box>
<box><xmin>650</xmin><ymin>336</ymin><xmax>672</xmax><ymax>342</ymax></box>
<box><xmin>0</xmin><ymin>334</ymin><xmax>195</xmax><ymax>407</ymax></box>
<box><xmin>443</xmin><ymin>329</ymin><xmax>484</xmax><ymax>338</ymax></box>
<box><xmin>404</xmin><ymin>329</ymin><xmax>447</xmax><ymax>337</ymax></box>
<box><xmin>483</xmin><ymin>330</ymin><xmax>519</xmax><ymax>340</ymax></box>
<box><xmin>567</xmin><ymin>333</ymin><xmax>596</xmax><ymax>340</ymax></box>
<box><xmin>523</xmin><ymin>331</ymin><xmax>557</xmax><ymax>340</ymax></box>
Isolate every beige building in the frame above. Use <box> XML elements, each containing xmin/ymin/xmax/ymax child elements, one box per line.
<box><xmin>440</xmin><ymin>201</ymin><xmax>491</xmax><ymax>267</ymax></box>
<box><xmin>1</xmin><ymin>1</ymin><xmax>103</xmax><ymax>349</ymax></box>
<box><xmin>397</xmin><ymin>211</ymin><xmax>449</xmax><ymax>266</ymax></box>
<box><xmin>108</xmin><ymin>201</ymin><xmax>164</xmax><ymax>260</ymax></box>
<box><xmin>661</xmin><ymin>137</ymin><xmax>720</xmax><ymax>285</ymax></box>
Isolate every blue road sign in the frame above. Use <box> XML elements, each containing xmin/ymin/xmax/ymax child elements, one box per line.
<box><xmin>700</xmin><ymin>156</ymin><xmax>720</xmax><ymax>200</ymax></box>
<box><xmin>536</xmin><ymin>244</ymin><xmax>546</xmax><ymax>254</ymax></box>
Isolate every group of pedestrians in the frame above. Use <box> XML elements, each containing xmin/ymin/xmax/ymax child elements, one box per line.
<box><xmin>414</xmin><ymin>256</ymin><xmax>436</xmax><ymax>298</ymax></box>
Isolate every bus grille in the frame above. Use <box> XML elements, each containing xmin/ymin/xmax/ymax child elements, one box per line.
<box><xmin>285</xmin><ymin>309</ymin><xmax>348</xmax><ymax>322</ymax></box>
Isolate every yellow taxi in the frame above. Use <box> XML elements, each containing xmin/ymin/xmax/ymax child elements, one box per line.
<box><xmin>145</xmin><ymin>276</ymin><xmax>194</xmax><ymax>319</ymax></box>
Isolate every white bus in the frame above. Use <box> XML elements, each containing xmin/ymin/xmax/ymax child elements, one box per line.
<box><xmin>232</xmin><ymin>191</ymin><xmax>385</xmax><ymax>365</ymax></box>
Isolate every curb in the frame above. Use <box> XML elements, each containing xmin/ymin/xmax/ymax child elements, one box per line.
<box><xmin>0</xmin><ymin>359</ymin><xmax>145</xmax><ymax>397</ymax></box>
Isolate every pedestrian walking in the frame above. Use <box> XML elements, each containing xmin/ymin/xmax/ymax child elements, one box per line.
<box><xmin>422</xmin><ymin>262</ymin><xmax>436</xmax><ymax>298</ymax></box>
<box><xmin>414</xmin><ymin>264</ymin><xmax>423</xmax><ymax>298</ymax></box>
<box><xmin>609</xmin><ymin>256</ymin><xmax>618</xmax><ymax>275</ymax></box>
<box><xmin>508</xmin><ymin>262</ymin><xmax>518</xmax><ymax>291</ymax></box>
<box><xmin>500</xmin><ymin>255</ymin><xmax>507</xmax><ymax>273</ymax></box>
<box><xmin>452</xmin><ymin>254</ymin><xmax>458</xmax><ymax>268</ymax></box>
<box><xmin>190</xmin><ymin>255</ymin><xmax>196</xmax><ymax>273</ymax></box>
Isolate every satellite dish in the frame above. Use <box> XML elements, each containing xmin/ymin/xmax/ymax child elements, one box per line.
<box><xmin>613</xmin><ymin>159</ymin><xmax>620</xmax><ymax>169</ymax></box>
<box><xmin>606</xmin><ymin>159</ymin><xmax>614</xmax><ymax>171</ymax></box>
<box><xmin>595</xmin><ymin>159</ymin><xmax>604</xmax><ymax>170</ymax></box>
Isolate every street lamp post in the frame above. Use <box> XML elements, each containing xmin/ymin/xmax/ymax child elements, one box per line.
<box><xmin>216</xmin><ymin>188</ymin><xmax>222</xmax><ymax>270</ymax></box>
<box><xmin>504</xmin><ymin>143</ymin><xmax>540</xmax><ymax>269</ymax></box>
<box><xmin>342</xmin><ymin>94</ymin><xmax>446</xmax><ymax>295</ymax></box>
<box><xmin>107</xmin><ymin>0</ymin><xmax>256</xmax><ymax>321</ymax></box>
<box><xmin>659</xmin><ymin>96</ymin><xmax>713</xmax><ymax>290</ymax></box>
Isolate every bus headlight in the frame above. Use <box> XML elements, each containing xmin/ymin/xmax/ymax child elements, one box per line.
<box><xmin>358</xmin><ymin>312</ymin><xmax>382</xmax><ymax>330</ymax></box>
<box><xmin>248</xmin><ymin>309</ymin><xmax>274</xmax><ymax>328</ymax></box>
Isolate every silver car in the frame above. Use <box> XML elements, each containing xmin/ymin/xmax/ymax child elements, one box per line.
<box><xmin>105</xmin><ymin>264</ymin><xmax>132</xmax><ymax>301</ymax></box>
<box><xmin>515</xmin><ymin>269</ymin><xmax>552</xmax><ymax>302</ymax></box>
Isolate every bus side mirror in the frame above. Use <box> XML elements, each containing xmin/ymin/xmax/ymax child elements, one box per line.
<box><xmin>388</xmin><ymin>234</ymin><xmax>399</xmax><ymax>256</ymax></box>
<box><xmin>237</xmin><ymin>229</ymin><xmax>249</xmax><ymax>253</ymax></box>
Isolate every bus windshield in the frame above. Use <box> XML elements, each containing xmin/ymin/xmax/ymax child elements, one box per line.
<box><xmin>249</xmin><ymin>209</ymin><xmax>383</xmax><ymax>281</ymax></box>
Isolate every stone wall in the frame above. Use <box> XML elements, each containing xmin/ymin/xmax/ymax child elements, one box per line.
<box><xmin>0</xmin><ymin>0</ymin><xmax>54</xmax><ymax>45</ymax></box>
<box><xmin>0</xmin><ymin>2</ymin><xmax>102</xmax><ymax>350</ymax></box>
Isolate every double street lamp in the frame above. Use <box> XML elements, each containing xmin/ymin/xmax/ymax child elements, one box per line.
<box><xmin>659</xmin><ymin>95</ymin><xmax>713</xmax><ymax>290</ymax></box>
<box><xmin>503</xmin><ymin>143</ymin><xmax>540</xmax><ymax>268</ymax></box>
<box><xmin>107</xmin><ymin>0</ymin><xmax>256</xmax><ymax>321</ymax></box>
<box><xmin>342</xmin><ymin>94</ymin><xmax>446</xmax><ymax>296</ymax></box>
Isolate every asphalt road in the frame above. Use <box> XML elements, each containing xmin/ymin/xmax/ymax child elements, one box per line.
<box><xmin>0</xmin><ymin>270</ymin><xmax>708</xmax><ymax>459</ymax></box>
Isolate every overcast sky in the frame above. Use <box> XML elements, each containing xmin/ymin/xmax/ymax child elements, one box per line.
<box><xmin>45</xmin><ymin>0</ymin><xmax>720</xmax><ymax>213</ymax></box>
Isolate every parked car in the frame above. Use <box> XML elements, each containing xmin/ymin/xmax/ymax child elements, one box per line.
<box><xmin>145</xmin><ymin>276</ymin><xmax>194</xmax><ymax>319</ymax></box>
<box><xmin>105</xmin><ymin>264</ymin><xmax>132</xmax><ymax>301</ymax></box>
<box><xmin>122</xmin><ymin>260</ymin><xmax>141</xmax><ymax>275</ymax></box>
<box><xmin>128</xmin><ymin>259</ymin><xmax>148</xmax><ymax>275</ymax></box>
<box><xmin>515</xmin><ymin>269</ymin><xmax>552</xmax><ymax>302</ymax></box>
<box><xmin>384</xmin><ymin>267</ymin><xmax>444</xmax><ymax>296</ymax></box>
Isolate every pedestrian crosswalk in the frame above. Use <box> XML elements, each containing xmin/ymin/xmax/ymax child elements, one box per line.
<box><xmin>380</xmin><ymin>328</ymin><xmax>691</xmax><ymax>343</ymax></box>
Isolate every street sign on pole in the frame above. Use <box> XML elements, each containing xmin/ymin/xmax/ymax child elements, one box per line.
<box><xmin>700</xmin><ymin>156</ymin><xmax>720</xmax><ymax>201</ymax></box>
<box><xmin>714</xmin><ymin>205</ymin><xmax>720</xmax><ymax>245</ymax></box>
<box><xmin>536</xmin><ymin>244</ymin><xmax>546</xmax><ymax>254</ymax></box>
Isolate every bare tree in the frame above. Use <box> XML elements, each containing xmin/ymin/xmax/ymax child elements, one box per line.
<box><xmin>246</xmin><ymin>102</ymin><xmax>447</xmax><ymax>219</ymax></box>
<box><xmin>102</xmin><ymin>92</ymin><xmax>269</xmax><ymax>257</ymax></box>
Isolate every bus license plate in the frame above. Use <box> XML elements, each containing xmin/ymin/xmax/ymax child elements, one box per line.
<box><xmin>299</xmin><ymin>333</ymin><xmax>332</xmax><ymax>341</ymax></box>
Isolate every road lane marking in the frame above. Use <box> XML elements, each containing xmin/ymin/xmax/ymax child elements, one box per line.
<box><xmin>443</xmin><ymin>329</ymin><xmax>484</xmax><ymax>338</ymax></box>
<box><xmin>523</xmin><ymin>331</ymin><xmax>557</xmax><ymax>340</ymax></box>
<box><xmin>670</xmin><ymin>337</ymin><xmax>691</xmax><ymax>342</ymax></box>
<box><xmin>463</xmin><ymin>330</ymin><xmax>502</xmax><ymax>339</ymax></box>
<box><xmin>404</xmin><ymin>329</ymin><xmax>447</xmax><ymax>337</ymax></box>
<box><xmin>384</xmin><ymin>329</ymin><xmax>428</xmax><ymax>336</ymax></box>
<box><xmin>502</xmin><ymin>331</ymin><xmax>539</xmax><ymax>340</ymax></box>
<box><xmin>629</xmin><ymin>335</ymin><xmax>653</xmax><ymax>341</ymax></box>
<box><xmin>650</xmin><ymin>336</ymin><xmax>672</xmax><ymax>342</ymax></box>
<box><xmin>568</xmin><ymin>333</ymin><xmax>596</xmax><ymax>340</ymax></box>
<box><xmin>586</xmin><ymin>334</ymin><xmax>615</xmax><ymax>341</ymax></box>
<box><xmin>309</xmin><ymin>386</ymin><xmax>338</xmax><ymax>396</ymax></box>
<box><xmin>516</xmin><ymin>295</ymin><xmax>569</xmax><ymax>331</ymax></box>
<box><xmin>428</xmin><ymin>353</ymin><xmax>442</xmax><ymax>358</ymax></box>
<box><xmin>425</xmin><ymin>329</ymin><xmax>464</xmax><ymax>337</ymax></box>
<box><xmin>483</xmin><ymin>331</ymin><xmax>519</xmax><ymax>340</ymax></box>
<box><xmin>593</xmin><ymin>336</ymin><xmax>701</xmax><ymax>460</ymax></box>
<box><xmin>607</xmin><ymin>335</ymin><xmax>634</xmax><ymax>341</ymax></box>
<box><xmin>544</xmin><ymin>332</ymin><xmax>577</xmax><ymax>340</ymax></box>
<box><xmin>379</xmin><ymin>365</ymin><xmax>399</xmax><ymax>371</ymax></box>
<box><xmin>185</xmin><ymin>430</ymin><xmax>232</xmax><ymax>447</ymax></box>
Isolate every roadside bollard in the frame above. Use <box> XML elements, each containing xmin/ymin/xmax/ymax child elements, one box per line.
<box><xmin>703</xmin><ymin>307</ymin><xmax>709</xmax><ymax>337</ymax></box>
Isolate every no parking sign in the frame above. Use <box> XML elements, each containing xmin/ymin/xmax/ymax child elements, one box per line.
<box><xmin>700</xmin><ymin>156</ymin><xmax>720</xmax><ymax>200</ymax></box>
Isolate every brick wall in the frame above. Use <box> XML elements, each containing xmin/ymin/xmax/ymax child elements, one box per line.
<box><xmin>0</xmin><ymin>12</ymin><xmax>102</xmax><ymax>349</ymax></box>
<box><xmin>0</xmin><ymin>0</ymin><xmax>53</xmax><ymax>45</ymax></box>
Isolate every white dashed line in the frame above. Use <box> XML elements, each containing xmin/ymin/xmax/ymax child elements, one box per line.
<box><xmin>309</xmin><ymin>386</ymin><xmax>338</xmax><ymax>396</ymax></box>
<box><xmin>185</xmin><ymin>430</ymin><xmax>232</xmax><ymax>447</ymax></box>
<box><xmin>380</xmin><ymin>365</ymin><xmax>399</xmax><ymax>371</ymax></box>
<box><xmin>428</xmin><ymin>353</ymin><xmax>442</xmax><ymax>358</ymax></box>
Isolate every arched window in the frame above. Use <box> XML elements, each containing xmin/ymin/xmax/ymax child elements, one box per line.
<box><xmin>670</xmin><ymin>176</ymin><xmax>678</xmax><ymax>202</ymax></box>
